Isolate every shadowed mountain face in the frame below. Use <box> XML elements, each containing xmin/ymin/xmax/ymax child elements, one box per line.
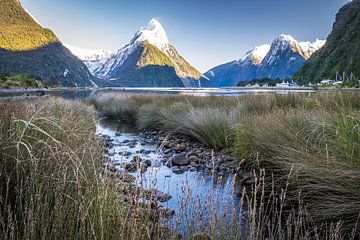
<box><xmin>95</xmin><ymin>41</ymin><xmax>185</xmax><ymax>87</ymax></box>
<box><xmin>0</xmin><ymin>0</ymin><xmax>95</xmax><ymax>87</ymax></box>
<box><xmin>293</xmin><ymin>0</ymin><xmax>360</xmax><ymax>84</ymax></box>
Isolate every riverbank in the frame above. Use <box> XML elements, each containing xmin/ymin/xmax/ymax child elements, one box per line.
<box><xmin>0</xmin><ymin>95</ymin><xmax>359</xmax><ymax>239</ymax></box>
<box><xmin>91</xmin><ymin>92</ymin><xmax>360</xmax><ymax>236</ymax></box>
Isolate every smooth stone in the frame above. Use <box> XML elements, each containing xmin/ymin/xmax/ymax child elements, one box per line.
<box><xmin>144</xmin><ymin>159</ymin><xmax>152</xmax><ymax>166</ymax></box>
<box><xmin>187</xmin><ymin>155</ymin><xmax>199</xmax><ymax>163</ymax></box>
<box><xmin>124</xmin><ymin>163</ymin><xmax>137</xmax><ymax>173</ymax></box>
<box><xmin>189</xmin><ymin>167</ymin><xmax>197</xmax><ymax>172</ymax></box>
<box><xmin>123</xmin><ymin>151</ymin><xmax>132</xmax><ymax>157</ymax></box>
<box><xmin>175</xmin><ymin>144</ymin><xmax>187</xmax><ymax>152</ymax></box>
<box><xmin>117</xmin><ymin>173</ymin><xmax>136</xmax><ymax>183</ymax></box>
<box><xmin>196</xmin><ymin>165</ymin><xmax>205</xmax><ymax>171</ymax></box>
<box><xmin>171</xmin><ymin>166</ymin><xmax>184</xmax><ymax>174</ymax></box>
<box><xmin>172</xmin><ymin>153</ymin><xmax>189</xmax><ymax>166</ymax></box>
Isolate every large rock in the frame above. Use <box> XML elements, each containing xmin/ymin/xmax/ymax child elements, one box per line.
<box><xmin>172</xmin><ymin>153</ymin><xmax>189</xmax><ymax>166</ymax></box>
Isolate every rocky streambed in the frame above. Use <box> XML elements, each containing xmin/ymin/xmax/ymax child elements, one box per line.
<box><xmin>97</xmin><ymin>121</ymin><xmax>255</xmax><ymax>222</ymax></box>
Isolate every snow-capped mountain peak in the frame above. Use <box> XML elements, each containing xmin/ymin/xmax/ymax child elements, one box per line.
<box><xmin>238</xmin><ymin>44</ymin><xmax>271</xmax><ymax>65</ymax></box>
<box><xmin>298</xmin><ymin>39</ymin><xmax>326</xmax><ymax>59</ymax></box>
<box><xmin>131</xmin><ymin>18</ymin><xmax>169</xmax><ymax>51</ymax></box>
<box><xmin>276</xmin><ymin>34</ymin><xmax>297</xmax><ymax>44</ymax></box>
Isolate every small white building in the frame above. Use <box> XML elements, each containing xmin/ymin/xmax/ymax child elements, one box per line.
<box><xmin>320</xmin><ymin>79</ymin><xmax>335</xmax><ymax>85</ymax></box>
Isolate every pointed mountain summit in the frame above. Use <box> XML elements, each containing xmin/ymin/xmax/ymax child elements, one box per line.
<box><xmin>202</xmin><ymin>34</ymin><xmax>325</xmax><ymax>87</ymax></box>
<box><xmin>0</xmin><ymin>0</ymin><xmax>95</xmax><ymax>87</ymax></box>
<box><xmin>82</xmin><ymin>19</ymin><xmax>202</xmax><ymax>87</ymax></box>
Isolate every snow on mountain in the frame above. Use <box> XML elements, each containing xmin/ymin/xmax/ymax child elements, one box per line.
<box><xmin>91</xmin><ymin>18</ymin><xmax>201</xmax><ymax>86</ymax></box>
<box><xmin>93</xmin><ymin>19</ymin><xmax>173</xmax><ymax>79</ymax></box>
<box><xmin>202</xmin><ymin>34</ymin><xmax>325</xmax><ymax>87</ymax></box>
<box><xmin>237</xmin><ymin>44</ymin><xmax>271</xmax><ymax>65</ymax></box>
<box><xmin>133</xmin><ymin>18</ymin><xmax>170</xmax><ymax>51</ymax></box>
<box><xmin>64</xmin><ymin>44</ymin><xmax>114</xmax><ymax>74</ymax></box>
<box><xmin>298</xmin><ymin>39</ymin><xmax>326</xmax><ymax>59</ymax></box>
<box><xmin>64</xmin><ymin>44</ymin><xmax>112</xmax><ymax>61</ymax></box>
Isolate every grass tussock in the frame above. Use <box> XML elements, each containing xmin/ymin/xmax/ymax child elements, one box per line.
<box><xmin>0</xmin><ymin>98</ymin><xmax>177</xmax><ymax>240</ymax></box>
<box><xmin>91</xmin><ymin>92</ymin><xmax>360</xmax><ymax>236</ymax></box>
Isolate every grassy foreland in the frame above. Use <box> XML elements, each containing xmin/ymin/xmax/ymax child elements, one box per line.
<box><xmin>91</xmin><ymin>92</ymin><xmax>360</xmax><ymax>235</ymax></box>
<box><xmin>1</xmin><ymin>94</ymin><xmax>359</xmax><ymax>239</ymax></box>
<box><xmin>0</xmin><ymin>98</ymin><xmax>177</xmax><ymax>239</ymax></box>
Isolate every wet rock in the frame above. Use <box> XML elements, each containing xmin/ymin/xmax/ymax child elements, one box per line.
<box><xmin>187</xmin><ymin>155</ymin><xmax>199</xmax><ymax>163</ymax></box>
<box><xmin>144</xmin><ymin>150</ymin><xmax>152</xmax><ymax>155</ymax></box>
<box><xmin>196</xmin><ymin>165</ymin><xmax>205</xmax><ymax>171</ymax></box>
<box><xmin>180</xmin><ymin>166</ymin><xmax>189</xmax><ymax>171</ymax></box>
<box><xmin>144</xmin><ymin>159</ymin><xmax>152</xmax><ymax>167</ymax></box>
<box><xmin>122</xmin><ymin>139</ymin><xmax>130</xmax><ymax>143</ymax></box>
<box><xmin>175</xmin><ymin>144</ymin><xmax>187</xmax><ymax>152</ymax></box>
<box><xmin>189</xmin><ymin>167</ymin><xmax>197</xmax><ymax>172</ymax></box>
<box><xmin>147</xmin><ymin>189</ymin><xmax>172</xmax><ymax>202</ymax></box>
<box><xmin>123</xmin><ymin>151</ymin><xmax>132</xmax><ymax>157</ymax></box>
<box><xmin>171</xmin><ymin>166</ymin><xmax>183</xmax><ymax>174</ymax></box>
<box><xmin>172</xmin><ymin>153</ymin><xmax>189</xmax><ymax>166</ymax></box>
<box><xmin>107</xmin><ymin>164</ymin><xmax>116</xmax><ymax>172</ymax></box>
<box><xmin>124</xmin><ymin>163</ymin><xmax>137</xmax><ymax>173</ymax></box>
<box><xmin>128</xmin><ymin>143</ymin><xmax>136</xmax><ymax>148</ymax></box>
<box><xmin>190</xmin><ymin>162</ymin><xmax>197</xmax><ymax>167</ymax></box>
<box><xmin>117</xmin><ymin>173</ymin><xmax>136</xmax><ymax>183</ymax></box>
<box><xmin>115</xmin><ymin>132</ymin><xmax>121</xmax><ymax>136</ymax></box>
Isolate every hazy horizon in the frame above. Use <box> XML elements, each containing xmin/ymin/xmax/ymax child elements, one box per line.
<box><xmin>21</xmin><ymin>0</ymin><xmax>349</xmax><ymax>72</ymax></box>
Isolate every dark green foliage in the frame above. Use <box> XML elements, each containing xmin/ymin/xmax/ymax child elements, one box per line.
<box><xmin>0</xmin><ymin>0</ymin><xmax>95</xmax><ymax>87</ymax></box>
<box><xmin>0</xmin><ymin>73</ymin><xmax>42</xmax><ymax>88</ymax></box>
<box><xmin>293</xmin><ymin>0</ymin><xmax>360</xmax><ymax>84</ymax></box>
<box><xmin>237</xmin><ymin>77</ymin><xmax>290</xmax><ymax>87</ymax></box>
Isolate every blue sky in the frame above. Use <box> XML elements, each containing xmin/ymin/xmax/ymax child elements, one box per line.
<box><xmin>21</xmin><ymin>0</ymin><xmax>348</xmax><ymax>72</ymax></box>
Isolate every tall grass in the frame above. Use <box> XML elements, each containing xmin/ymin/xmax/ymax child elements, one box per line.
<box><xmin>0</xmin><ymin>98</ymin><xmax>178</xmax><ymax>239</ymax></box>
<box><xmin>90</xmin><ymin>91</ymin><xmax>360</xmax><ymax>236</ymax></box>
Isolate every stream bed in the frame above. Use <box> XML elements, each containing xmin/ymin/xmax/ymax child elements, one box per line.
<box><xmin>96</xmin><ymin>121</ymin><xmax>245</xmax><ymax>226</ymax></box>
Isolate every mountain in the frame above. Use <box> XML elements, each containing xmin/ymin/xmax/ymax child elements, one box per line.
<box><xmin>202</xmin><ymin>44</ymin><xmax>271</xmax><ymax>87</ymax></box>
<box><xmin>0</xmin><ymin>0</ymin><xmax>95</xmax><ymax>87</ymax></box>
<box><xmin>64</xmin><ymin>44</ymin><xmax>113</xmax><ymax>75</ymax></box>
<box><xmin>293</xmin><ymin>0</ymin><xmax>360</xmax><ymax>84</ymax></box>
<box><xmin>81</xmin><ymin>19</ymin><xmax>202</xmax><ymax>87</ymax></box>
<box><xmin>202</xmin><ymin>35</ymin><xmax>325</xmax><ymax>87</ymax></box>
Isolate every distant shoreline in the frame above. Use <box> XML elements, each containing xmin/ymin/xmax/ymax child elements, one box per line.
<box><xmin>0</xmin><ymin>86</ymin><xmax>359</xmax><ymax>99</ymax></box>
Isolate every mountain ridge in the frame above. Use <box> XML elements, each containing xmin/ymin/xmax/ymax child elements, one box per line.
<box><xmin>293</xmin><ymin>0</ymin><xmax>360</xmax><ymax>84</ymax></box>
<box><xmin>68</xmin><ymin>19</ymin><xmax>202</xmax><ymax>87</ymax></box>
<box><xmin>201</xmin><ymin>35</ymin><xmax>325</xmax><ymax>87</ymax></box>
<box><xmin>0</xmin><ymin>0</ymin><xmax>95</xmax><ymax>87</ymax></box>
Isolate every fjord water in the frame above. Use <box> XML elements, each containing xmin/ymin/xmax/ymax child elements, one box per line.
<box><xmin>0</xmin><ymin>87</ymin><xmax>315</xmax><ymax>100</ymax></box>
